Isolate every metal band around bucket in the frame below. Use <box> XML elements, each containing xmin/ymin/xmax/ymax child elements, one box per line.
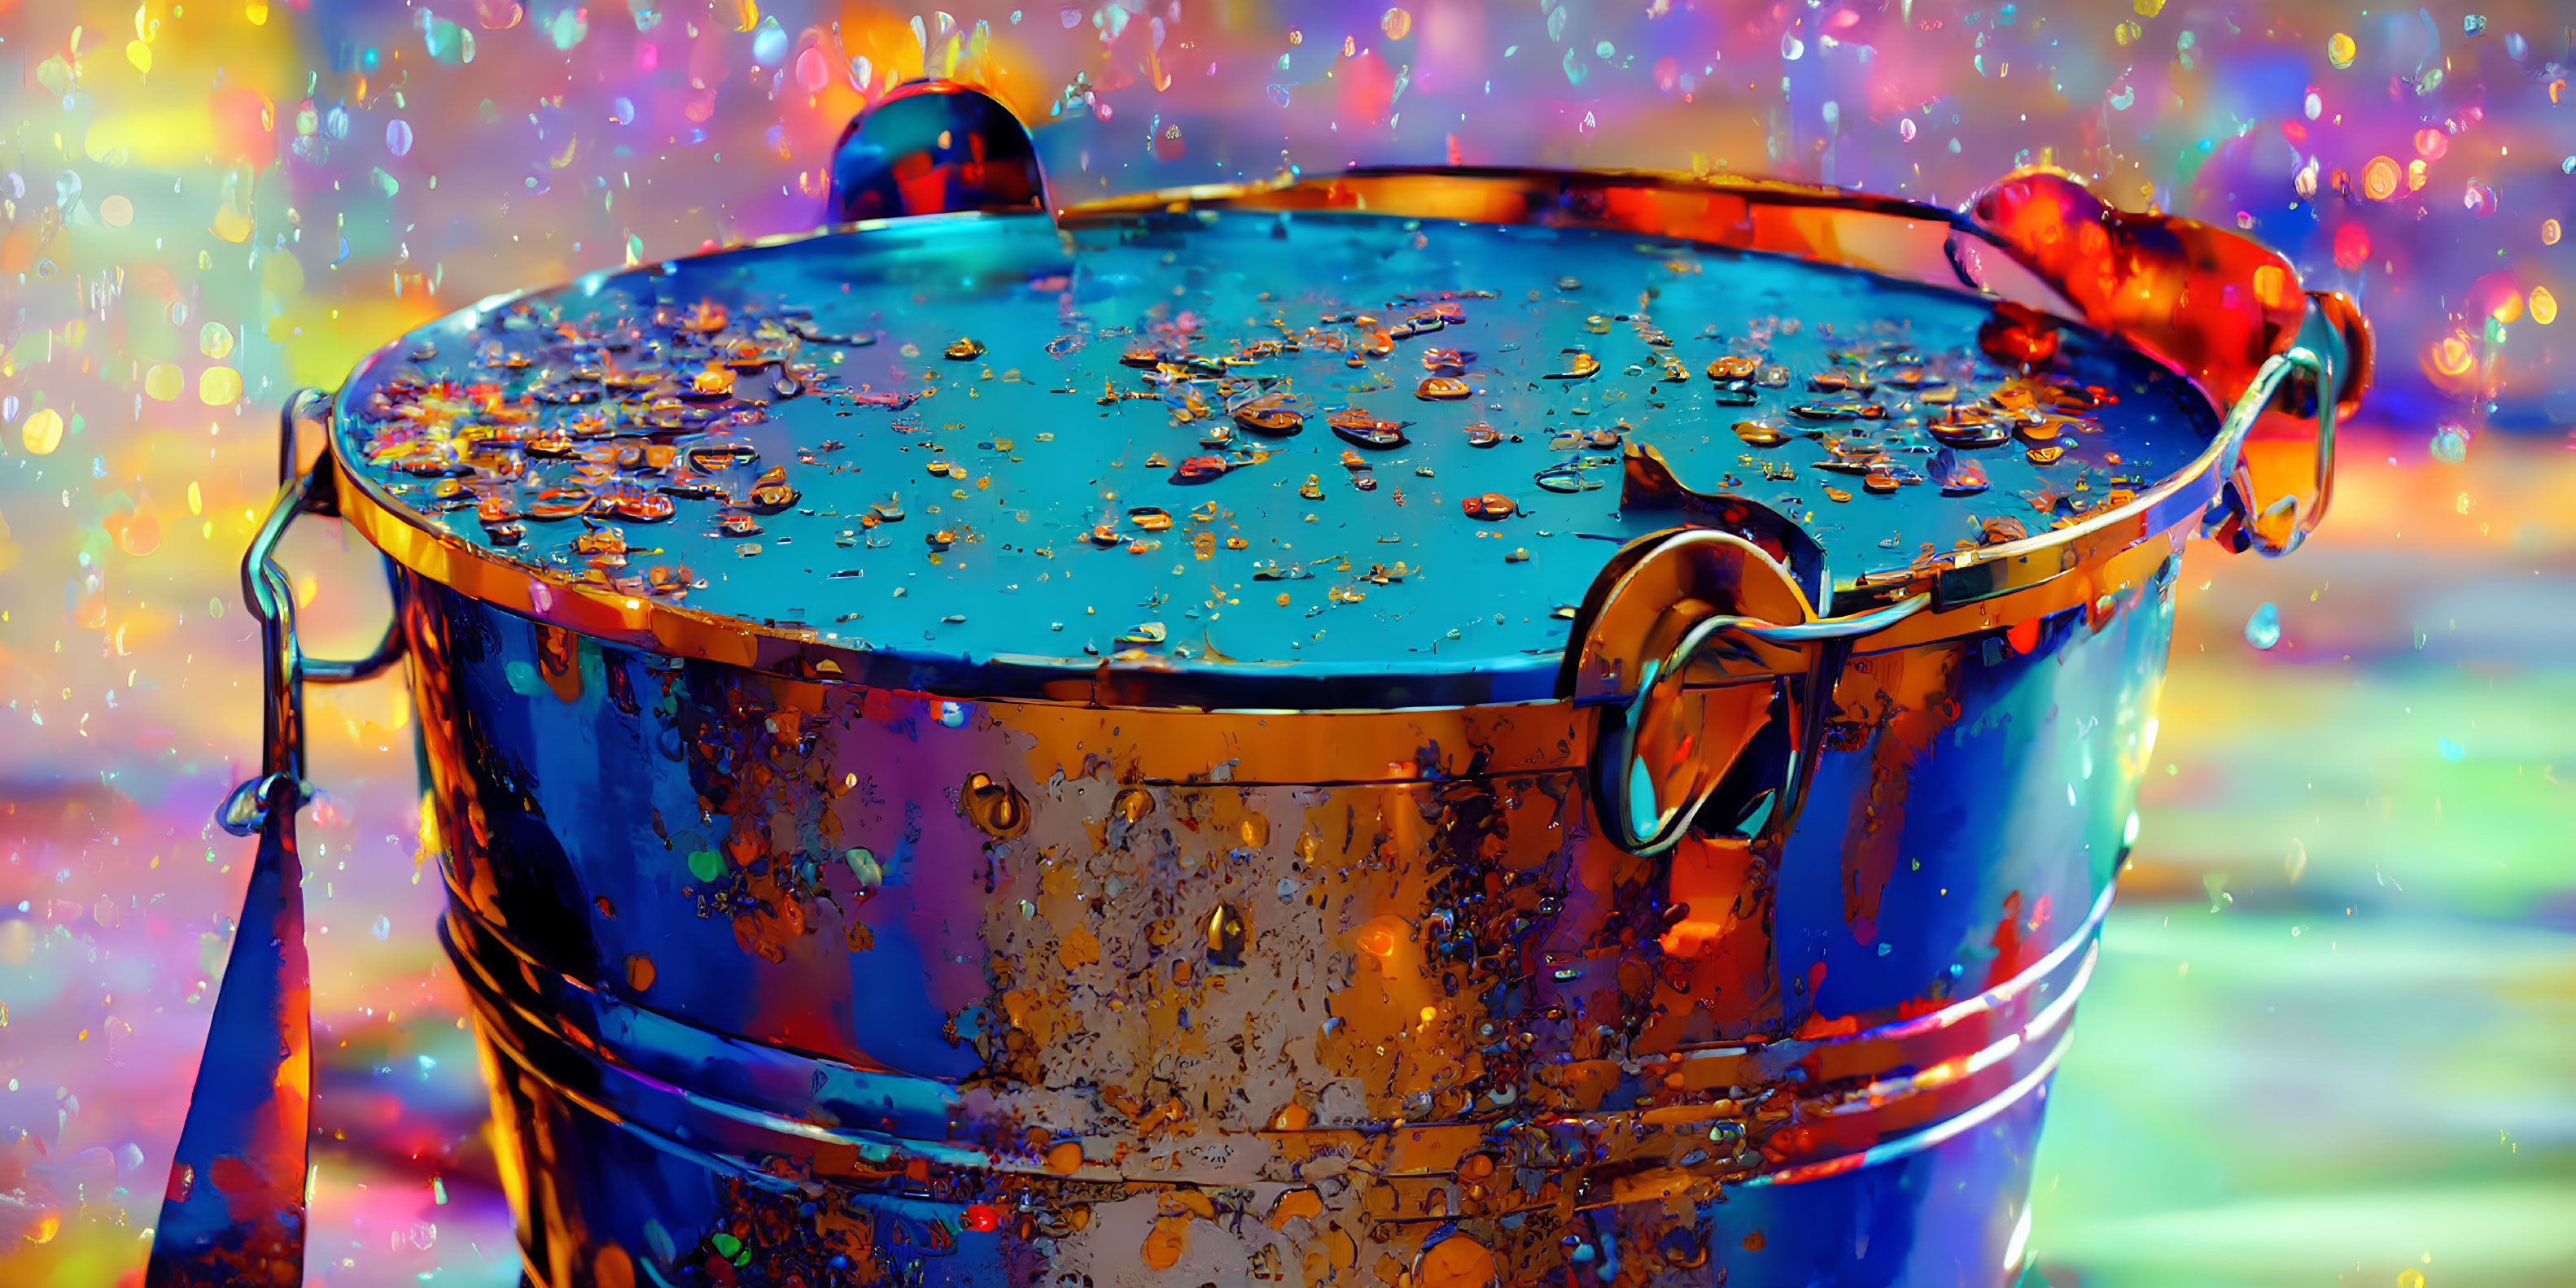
<box><xmin>437</xmin><ymin>856</ymin><xmax>2111</xmax><ymax>1198</ymax></box>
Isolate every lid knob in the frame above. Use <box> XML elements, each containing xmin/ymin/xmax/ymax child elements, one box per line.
<box><xmin>825</xmin><ymin>81</ymin><xmax>1049</xmax><ymax>223</ymax></box>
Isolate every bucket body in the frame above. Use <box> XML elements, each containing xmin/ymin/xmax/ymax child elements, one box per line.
<box><xmin>401</xmin><ymin>540</ymin><xmax>2173</xmax><ymax>1287</ymax></box>
<box><xmin>145</xmin><ymin>101</ymin><xmax>2360</xmax><ymax>1288</ymax></box>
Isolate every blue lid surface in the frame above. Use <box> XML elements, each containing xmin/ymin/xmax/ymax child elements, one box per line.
<box><xmin>335</xmin><ymin>207</ymin><xmax>2217</xmax><ymax>701</ymax></box>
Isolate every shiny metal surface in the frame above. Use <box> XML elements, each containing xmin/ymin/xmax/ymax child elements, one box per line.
<box><xmin>162</xmin><ymin>84</ymin><xmax>2366</xmax><ymax>1288</ymax></box>
<box><xmin>401</xmin><ymin>532</ymin><xmax>2167</xmax><ymax>1284</ymax></box>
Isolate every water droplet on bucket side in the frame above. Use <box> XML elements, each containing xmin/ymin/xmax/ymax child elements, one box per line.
<box><xmin>1206</xmin><ymin>902</ymin><xmax>1248</xmax><ymax>967</ymax></box>
<box><xmin>962</xmin><ymin>772</ymin><xmax>1031</xmax><ymax>839</ymax></box>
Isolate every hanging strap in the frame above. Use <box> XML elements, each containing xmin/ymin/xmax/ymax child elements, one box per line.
<box><xmin>150</xmin><ymin>391</ymin><xmax>404</xmax><ymax>1286</ymax></box>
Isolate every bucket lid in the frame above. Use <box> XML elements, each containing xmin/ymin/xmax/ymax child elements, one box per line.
<box><xmin>330</xmin><ymin>116</ymin><xmax>2351</xmax><ymax>709</ymax></box>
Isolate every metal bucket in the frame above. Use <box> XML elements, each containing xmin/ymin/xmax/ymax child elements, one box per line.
<box><xmin>151</xmin><ymin>86</ymin><xmax>2368</xmax><ymax>1288</ymax></box>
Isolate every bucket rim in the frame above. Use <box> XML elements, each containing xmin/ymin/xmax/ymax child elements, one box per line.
<box><xmin>326</xmin><ymin>167</ymin><xmax>2265</xmax><ymax>711</ymax></box>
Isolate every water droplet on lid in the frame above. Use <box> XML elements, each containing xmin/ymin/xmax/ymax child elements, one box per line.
<box><xmin>606</xmin><ymin>491</ymin><xmax>675</xmax><ymax>522</ymax></box>
<box><xmin>1327</xmin><ymin>408</ymin><xmax>1410</xmax><ymax>449</ymax></box>
<box><xmin>1900</xmin><ymin>118</ymin><xmax>1918</xmax><ymax>142</ymax></box>
<box><xmin>372</xmin><ymin>915</ymin><xmax>392</xmax><ymax>941</ymax></box>
<box><xmin>526</xmin><ymin>487</ymin><xmax>594</xmax><ymax>521</ymax></box>
<box><xmin>1534</xmin><ymin>462</ymin><xmax>1602</xmax><ymax>493</ymax></box>
<box><xmin>2244</xmin><ymin>602</ymin><xmax>2281</xmax><ymax>649</ymax></box>
<box><xmin>744</xmin><ymin>465</ymin><xmax>802</xmax><ymax>513</ymax></box>
<box><xmin>1781</xmin><ymin>33</ymin><xmax>1804</xmax><ymax>59</ymax></box>
<box><xmin>1544</xmin><ymin>349</ymin><xmax>1601</xmax><ymax>381</ymax></box>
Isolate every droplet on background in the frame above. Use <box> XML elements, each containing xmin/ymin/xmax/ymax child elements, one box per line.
<box><xmin>796</xmin><ymin>46</ymin><xmax>829</xmax><ymax>92</ymax></box>
<box><xmin>2326</xmin><ymin>32</ymin><xmax>2356</xmax><ymax>68</ymax></box>
<box><xmin>143</xmin><ymin>364</ymin><xmax>184</xmax><ymax>402</ymax></box>
<box><xmin>373</xmin><ymin>915</ymin><xmax>392</xmax><ymax>941</ymax></box>
<box><xmin>2436</xmin><ymin>737</ymin><xmax>2465</xmax><ymax>762</ymax></box>
<box><xmin>2244</xmin><ymin>602</ymin><xmax>2281</xmax><ymax>650</ymax></box>
<box><xmin>199</xmin><ymin>367</ymin><xmax>242</xmax><ymax>405</ymax></box>
<box><xmin>750</xmin><ymin>16</ymin><xmax>787</xmax><ymax>64</ymax></box>
<box><xmin>99</xmin><ymin>194</ymin><xmax>133</xmax><ymax>226</ymax></box>
<box><xmin>386</xmin><ymin>119</ymin><xmax>414</xmax><ymax>156</ymax></box>
<box><xmin>611</xmin><ymin>96</ymin><xmax>636</xmax><ymax>124</ymax></box>
<box><xmin>21</xmin><ymin>408</ymin><xmax>64</xmax><ymax>456</ymax></box>
<box><xmin>1781</xmin><ymin>34</ymin><xmax>1804</xmax><ymax>60</ymax></box>
<box><xmin>199</xmin><ymin>323</ymin><xmax>234</xmax><ymax>359</ymax></box>
<box><xmin>2533</xmin><ymin>287</ymin><xmax>2559</xmax><ymax>325</ymax></box>
<box><xmin>2429</xmin><ymin>426</ymin><xmax>2469</xmax><ymax>462</ymax></box>
<box><xmin>1380</xmin><ymin>7</ymin><xmax>1410</xmax><ymax>41</ymax></box>
<box><xmin>1286</xmin><ymin>27</ymin><xmax>1301</xmax><ymax>45</ymax></box>
<box><xmin>1899</xmin><ymin>118</ymin><xmax>1916</xmax><ymax>142</ymax></box>
<box><xmin>2545</xmin><ymin>218</ymin><xmax>2563</xmax><ymax>246</ymax></box>
<box><xmin>2360</xmin><ymin>156</ymin><xmax>2399</xmax><ymax>201</ymax></box>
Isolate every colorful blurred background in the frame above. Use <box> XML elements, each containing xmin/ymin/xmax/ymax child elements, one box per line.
<box><xmin>2</xmin><ymin>0</ymin><xmax>2569</xmax><ymax>1283</ymax></box>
